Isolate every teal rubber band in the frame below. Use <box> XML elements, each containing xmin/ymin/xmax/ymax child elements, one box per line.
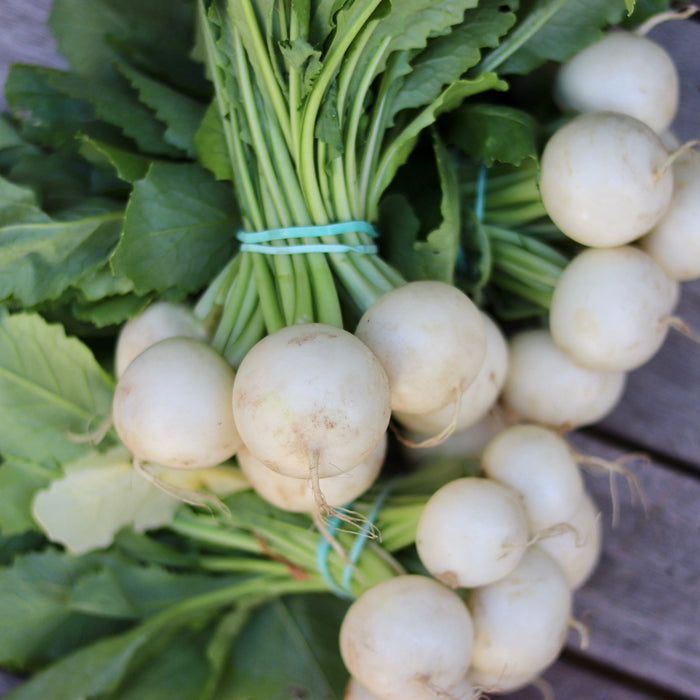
<box><xmin>240</xmin><ymin>242</ymin><xmax>378</xmax><ymax>255</ymax></box>
<box><xmin>315</xmin><ymin>479</ymin><xmax>397</xmax><ymax>599</ymax></box>
<box><xmin>341</xmin><ymin>480</ymin><xmax>396</xmax><ymax>591</ymax></box>
<box><xmin>237</xmin><ymin>220</ymin><xmax>378</xmax><ymax>243</ymax></box>
<box><xmin>315</xmin><ymin>514</ymin><xmax>353</xmax><ymax>599</ymax></box>
<box><xmin>237</xmin><ymin>220</ymin><xmax>378</xmax><ymax>255</ymax></box>
<box><xmin>474</xmin><ymin>163</ymin><xmax>488</xmax><ymax>223</ymax></box>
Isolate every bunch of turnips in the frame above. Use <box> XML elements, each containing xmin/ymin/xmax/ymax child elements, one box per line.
<box><xmin>102</xmin><ymin>14</ymin><xmax>699</xmax><ymax>700</ymax></box>
<box><xmin>4</xmin><ymin>1</ymin><xmax>698</xmax><ymax>699</ymax></box>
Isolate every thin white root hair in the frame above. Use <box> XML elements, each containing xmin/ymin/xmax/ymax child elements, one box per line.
<box><xmin>664</xmin><ymin>315</ymin><xmax>700</xmax><ymax>345</ymax></box>
<box><xmin>573</xmin><ymin>450</ymin><xmax>649</xmax><ymax>527</ymax></box>
<box><xmin>530</xmin><ymin>522</ymin><xmax>582</xmax><ymax>546</ymax></box>
<box><xmin>634</xmin><ymin>4</ymin><xmax>698</xmax><ymax>36</ymax></box>
<box><xmin>132</xmin><ymin>457</ymin><xmax>233</xmax><ymax>522</ymax></box>
<box><xmin>422</xmin><ymin>677</ymin><xmax>483</xmax><ymax>700</ymax></box>
<box><xmin>653</xmin><ymin>139</ymin><xmax>700</xmax><ymax>181</ymax></box>
<box><xmin>67</xmin><ymin>414</ymin><xmax>114</xmax><ymax>444</ymax></box>
<box><xmin>531</xmin><ymin>676</ymin><xmax>555</xmax><ymax>700</ymax></box>
<box><xmin>308</xmin><ymin>450</ymin><xmax>380</xmax><ymax>565</ymax></box>
<box><xmin>568</xmin><ymin>614</ymin><xmax>591</xmax><ymax>650</ymax></box>
<box><xmin>392</xmin><ymin>387</ymin><xmax>464</xmax><ymax>449</ymax></box>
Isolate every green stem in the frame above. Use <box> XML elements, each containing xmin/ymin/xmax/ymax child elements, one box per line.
<box><xmin>477</xmin><ymin>0</ymin><xmax>569</xmax><ymax>74</ymax></box>
<box><xmin>224</xmin><ymin>304</ymin><xmax>266</xmax><ymax>367</ymax></box>
<box><xmin>211</xmin><ymin>253</ymin><xmax>254</xmax><ymax>354</ymax></box>
<box><xmin>233</xmin><ymin>0</ymin><xmax>293</xmax><ymax>150</ymax></box>
<box><xmin>489</xmin><ymin>270</ymin><xmax>554</xmax><ymax>310</ymax></box>
<box><xmin>298</xmin><ymin>0</ymin><xmax>384</xmax><ymax>222</ymax></box>
<box><xmin>199</xmin><ymin>0</ymin><xmax>264</xmax><ymax>230</ymax></box>
<box><xmin>484</xmin><ymin>201</ymin><xmax>549</xmax><ymax>225</ymax></box>
<box><xmin>234</xmin><ymin>30</ymin><xmax>293</xmax><ymax>227</ymax></box>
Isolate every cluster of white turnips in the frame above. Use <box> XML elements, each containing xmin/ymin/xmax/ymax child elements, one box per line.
<box><xmin>102</xmin><ymin>20</ymin><xmax>700</xmax><ymax>700</ymax></box>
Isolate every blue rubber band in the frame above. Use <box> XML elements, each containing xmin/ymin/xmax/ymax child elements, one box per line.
<box><xmin>474</xmin><ymin>163</ymin><xmax>488</xmax><ymax>224</ymax></box>
<box><xmin>315</xmin><ymin>513</ymin><xmax>352</xmax><ymax>599</ymax></box>
<box><xmin>315</xmin><ymin>479</ymin><xmax>397</xmax><ymax>599</ymax></box>
<box><xmin>238</xmin><ymin>220</ymin><xmax>379</xmax><ymax>255</ymax></box>
<box><xmin>341</xmin><ymin>480</ymin><xmax>396</xmax><ymax>591</ymax></box>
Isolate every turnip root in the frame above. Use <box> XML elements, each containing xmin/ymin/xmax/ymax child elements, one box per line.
<box><xmin>539</xmin><ymin>112</ymin><xmax>674</xmax><ymax>247</ymax></box>
<box><xmin>114</xmin><ymin>301</ymin><xmax>207</xmax><ymax>377</ymax></box>
<box><xmin>339</xmin><ymin>575</ymin><xmax>474</xmax><ymax>700</ymax></box>
<box><xmin>553</xmin><ymin>31</ymin><xmax>679</xmax><ymax>133</ymax></box>
<box><xmin>416</xmin><ymin>477</ymin><xmax>529</xmax><ymax>588</ymax></box>
<box><xmin>481</xmin><ymin>424</ymin><xmax>584</xmax><ymax>532</ymax></box>
<box><xmin>232</xmin><ymin>324</ymin><xmax>391</xmax><ymax>480</ymax></box>
<box><xmin>237</xmin><ymin>434</ymin><xmax>386</xmax><ymax>512</ymax></box>
<box><xmin>500</xmin><ymin>328</ymin><xmax>626</xmax><ymax>429</ymax></box>
<box><xmin>355</xmin><ymin>281</ymin><xmax>486</xmax><ymax>414</ymax></box>
<box><xmin>549</xmin><ymin>245</ymin><xmax>679</xmax><ymax>371</ymax></box>
<box><xmin>392</xmin><ymin>311</ymin><xmax>508</xmax><ymax>437</ymax></box>
<box><xmin>639</xmin><ymin>151</ymin><xmax>700</xmax><ymax>281</ymax></box>
<box><xmin>468</xmin><ymin>547</ymin><xmax>572</xmax><ymax>680</ymax></box>
<box><xmin>538</xmin><ymin>490</ymin><xmax>603</xmax><ymax>590</ymax></box>
<box><xmin>113</xmin><ymin>337</ymin><xmax>241</xmax><ymax>469</ymax></box>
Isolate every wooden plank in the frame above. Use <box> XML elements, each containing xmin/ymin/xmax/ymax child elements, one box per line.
<box><xmin>564</xmin><ymin>432</ymin><xmax>700</xmax><ymax>698</ymax></box>
<box><xmin>506</xmin><ymin>657</ymin><xmax>665</xmax><ymax>700</ymax></box>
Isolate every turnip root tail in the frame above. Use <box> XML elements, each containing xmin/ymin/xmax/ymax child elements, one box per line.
<box><xmin>67</xmin><ymin>414</ymin><xmax>114</xmax><ymax>445</ymax></box>
<box><xmin>308</xmin><ymin>450</ymin><xmax>380</xmax><ymax>564</ymax></box>
<box><xmin>573</xmin><ymin>450</ymin><xmax>649</xmax><ymax>527</ymax></box>
<box><xmin>133</xmin><ymin>457</ymin><xmax>232</xmax><ymax>522</ymax></box>
<box><xmin>531</xmin><ymin>676</ymin><xmax>556</xmax><ymax>700</ymax></box>
<box><xmin>665</xmin><ymin>315</ymin><xmax>700</xmax><ymax>345</ymax></box>
<box><xmin>568</xmin><ymin>615</ymin><xmax>591</xmax><ymax>650</ymax></box>
<box><xmin>391</xmin><ymin>388</ymin><xmax>463</xmax><ymax>449</ymax></box>
<box><xmin>634</xmin><ymin>5</ymin><xmax>698</xmax><ymax>36</ymax></box>
<box><xmin>653</xmin><ymin>139</ymin><xmax>700</xmax><ymax>182</ymax></box>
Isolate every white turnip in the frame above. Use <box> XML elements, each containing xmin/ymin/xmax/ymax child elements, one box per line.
<box><xmin>539</xmin><ymin>111</ymin><xmax>674</xmax><ymax>247</ymax></box>
<box><xmin>355</xmin><ymin>281</ymin><xmax>486</xmax><ymax>414</ymax></box>
<box><xmin>113</xmin><ymin>337</ymin><xmax>242</xmax><ymax>469</ymax></box>
<box><xmin>553</xmin><ymin>31</ymin><xmax>679</xmax><ymax>133</ymax></box>
<box><xmin>549</xmin><ymin>245</ymin><xmax>679</xmax><ymax>371</ymax></box>
<box><xmin>339</xmin><ymin>575</ymin><xmax>474</xmax><ymax>700</ymax></box>
<box><xmin>500</xmin><ymin>328</ymin><xmax>626</xmax><ymax>429</ymax></box>
<box><xmin>415</xmin><ymin>477</ymin><xmax>529</xmax><ymax>588</ymax></box>
<box><xmin>232</xmin><ymin>323</ymin><xmax>391</xmax><ymax>480</ymax></box>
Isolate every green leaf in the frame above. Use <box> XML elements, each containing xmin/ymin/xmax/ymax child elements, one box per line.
<box><xmin>213</xmin><ymin>595</ymin><xmax>350</xmax><ymax>700</ymax></box>
<box><xmin>31</xmin><ymin>447</ymin><xmax>180</xmax><ymax>555</ymax></box>
<box><xmin>0</xmin><ymin>312</ymin><xmax>114</xmax><ymax>463</ymax></box>
<box><xmin>111</xmin><ymin>162</ymin><xmax>239</xmax><ymax>296</ymax></box>
<box><xmin>378</xmin><ymin>192</ymin><xmax>423</xmax><ymax>280</ymax></box>
<box><xmin>0</xmin><ymin>530</ymin><xmax>45</xmax><ymax>567</ymax></box>
<box><xmin>348</xmin><ymin>0</ymin><xmax>481</xmax><ymax>106</ymax></box>
<box><xmin>194</xmin><ymin>103</ymin><xmax>234</xmax><ymax>182</ymax></box>
<box><xmin>116</xmin><ymin>62</ymin><xmax>206</xmax><ymax>158</ymax></box>
<box><xmin>481</xmin><ymin>0</ymin><xmax>630</xmax><ymax>75</ymax></box>
<box><xmin>4</xmin><ymin>65</ymin><xmax>98</xmax><ymax>148</ymax></box>
<box><xmin>49</xmin><ymin>0</ymin><xmax>207</xmax><ymax>96</ymax></box>
<box><xmin>370</xmin><ymin>72</ymin><xmax>507</xmax><ymax>216</ymax></box>
<box><xmin>386</xmin><ymin>0</ymin><xmax>517</xmax><ymax>120</ymax></box>
<box><xmin>413</xmin><ymin>133</ymin><xmax>461</xmax><ymax>283</ymax></box>
<box><xmin>3</xmin><ymin>616</ymin><xmax>156</xmax><ymax>696</ymax></box>
<box><xmin>40</xmin><ymin>68</ymin><xmax>183</xmax><ymax>158</ymax></box>
<box><xmin>103</xmin><ymin>623</ymin><xmax>215</xmax><ymax>700</ymax></box>
<box><xmin>0</xmin><ymin>550</ymin><xmax>127</xmax><ymax>669</ymax></box>
<box><xmin>449</xmin><ymin>103</ymin><xmax>539</xmax><ymax>166</ymax></box>
<box><xmin>0</xmin><ymin>457</ymin><xmax>59</xmax><ymax>536</ymax></box>
<box><xmin>0</xmin><ymin>204</ymin><xmax>123</xmax><ymax>306</ymax></box>
<box><xmin>78</xmin><ymin>137</ymin><xmax>154</xmax><ymax>184</ymax></box>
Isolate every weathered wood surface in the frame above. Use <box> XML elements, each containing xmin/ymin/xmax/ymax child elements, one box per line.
<box><xmin>1</xmin><ymin>3</ymin><xmax>699</xmax><ymax>700</ymax></box>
